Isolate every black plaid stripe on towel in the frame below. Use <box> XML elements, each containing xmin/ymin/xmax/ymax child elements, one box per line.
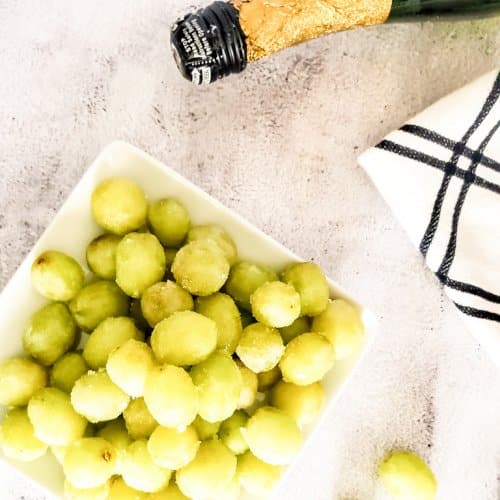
<box><xmin>358</xmin><ymin>69</ymin><xmax>500</xmax><ymax>366</ymax></box>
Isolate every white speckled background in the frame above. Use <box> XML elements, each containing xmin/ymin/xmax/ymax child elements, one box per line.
<box><xmin>1</xmin><ymin>1</ymin><xmax>500</xmax><ymax>499</ymax></box>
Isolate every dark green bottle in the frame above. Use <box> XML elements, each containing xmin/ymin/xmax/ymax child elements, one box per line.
<box><xmin>171</xmin><ymin>0</ymin><xmax>500</xmax><ymax>84</ymax></box>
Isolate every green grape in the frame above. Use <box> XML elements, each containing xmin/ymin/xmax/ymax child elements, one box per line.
<box><xmin>91</xmin><ymin>177</ymin><xmax>148</xmax><ymax>235</ymax></box>
<box><xmin>150</xmin><ymin>310</ymin><xmax>217</xmax><ymax>366</ymax></box>
<box><xmin>86</xmin><ymin>234</ymin><xmax>121</xmax><ymax>280</ymax></box>
<box><xmin>147</xmin><ymin>425</ymin><xmax>200</xmax><ymax>470</ymax></box>
<box><xmin>242</xmin><ymin>406</ymin><xmax>302</xmax><ymax>465</ymax></box>
<box><xmin>225</xmin><ymin>261</ymin><xmax>278</xmax><ymax>311</ymax></box>
<box><xmin>239</xmin><ymin>309</ymin><xmax>254</xmax><ymax>328</ymax></box>
<box><xmin>49</xmin><ymin>351</ymin><xmax>89</xmax><ymax>393</ymax></box>
<box><xmin>219</xmin><ymin>410</ymin><xmax>249</xmax><ymax>455</ymax></box>
<box><xmin>121</xmin><ymin>440</ymin><xmax>172</xmax><ymax>493</ymax></box>
<box><xmin>235</xmin><ymin>361</ymin><xmax>258</xmax><ymax>410</ymax></box>
<box><xmin>171</xmin><ymin>240</ymin><xmax>230</xmax><ymax>296</ymax></box>
<box><xmin>123</xmin><ymin>398</ymin><xmax>158</xmax><ymax>440</ymax></box>
<box><xmin>176</xmin><ymin>440</ymin><xmax>236</xmax><ymax>499</ymax></box>
<box><xmin>0</xmin><ymin>408</ymin><xmax>47</xmax><ymax>461</ymax></box>
<box><xmin>270</xmin><ymin>381</ymin><xmax>325</xmax><ymax>428</ymax></box>
<box><xmin>279</xmin><ymin>332</ymin><xmax>335</xmax><ymax>386</ymax></box>
<box><xmin>51</xmin><ymin>445</ymin><xmax>66</xmax><ymax>464</ymax></box>
<box><xmin>64</xmin><ymin>479</ymin><xmax>110</xmax><ymax>500</ymax></box>
<box><xmin>250</xmin><ymin>281</ymin><xmax>301</xmax><ymax>328</ymax></box>
<box><xmin>311</xmin><ymin>299</ymin><xmax>364</xmax><ymax>360</ymax></box>
<box><xmin>148</xmin><ymin>198</ymin><xmax>190</xmax><ymax>247</ymax></box>
<box><xmin>257</xmin><ymin>365</ymin><xmax>281</xmax><ymax>391</ymax></box>
<box><xmin>192</xmin><ymin>415</ymin><xmax>221</xmax><ymax>440</ymax></box>
<box><xmin>23</xmin><ymin>302</ymin><xmax>77</xmax><ymax>366</ymax></box>
<box><xmin>237</xmin><ymin>451</ymin><xmax>282</xmax><ymax>496</ymax></box>
<box><xmin>187</xmin><ymin>224</ymin><xmax>238</xmax><ymax>265</ymax></box>
<box><xmin>130</xmin><ymin>299</ymin><xmax>151</xmax><ymax>332</ymax></box>
<box><xmin>378</xmin><ymin>451</ymin><xmax>437</xmax><ymax>500</ymax></box>
<box><xmin>195</xmin><ymin>293</ymin><xmax>242</xmax><ymax>354</ymax></box>
<box><xmin>190</xmin><ymin>351</ymin><xmax>242</xmax><ymax>423</ymax></box>
<box><xmin>69</xmin><ymin>280</ymin><xmax>129</xmax><ymax>332</ymax></box>
<box><xmin>27</xmin><ymin>387</ymin><xmax>87</xmax><ymax>446</ymax></box>
<box><xmin>116</xmin><ymin>232</ymin><xmax>166</xmax><ymax>298</ymax></box>
<box><xmin>281</xmin><ymin>262</ymin><xmax>329</xmax><ymax>316</ymax></box>
<box><xmin>280</xmin><ymin>316</ymin><xmax>310</xmax><ymax>345</ymax></box>
<box><xmin>108</xmin><ymin>476</ymin><xmax>147</xmax><ymax>500</ymax></box>
<box><xmin>31</xmin><ymin>250</ymin><xmax>84</xmax><ymax>302</ymax></box>
<box><xmin>63</xmin><ymin>437</ymin><xmax>117</xmax><ymax>488</ymax></box>
<box><xmin>143</xmin><ymin>365</ymin><xmax>198</xmax><ymax>429</ymax></box>
<box><xmin>148</xmin><ymin>482</ymin><xmax>189</xmax><ymax>500</ymax></box>
<box><xmin>107</xmin><ymin>339</ymin><xmax>155</xmax><ymax>397</ymax></box>
<box><xmin>83</xmin><ymin>316</ymin><xmax>143</xmax><ymax>370</ymax></box>
<box><xmin>71</xmin><ymin>370</ymin><xmax>130</xmax><ymax>423</ymax></box>
<box><xmin>141</xmin><ymin>281</ymin><xmax>194</xmax><ymax>328</ymax></box>
<box><xmin>235</xmin><ymin>323</ymin><xmax>284</xmax><ymax>373</ymax></box>
<box><xmin>96</xmin><ymin>418</ymin><xmax>132</xmax><ymax>474</ymax></box>
<box><xmin>0</xmin><ymin>357</ymin><xmax>47</xmax><ymax>406</ymax></box>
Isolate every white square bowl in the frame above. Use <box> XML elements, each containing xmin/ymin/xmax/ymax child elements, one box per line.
<box><xmin>0</xmin><ymin>141</ymin><xmax>377</xmax><ymax>499</ymax></box>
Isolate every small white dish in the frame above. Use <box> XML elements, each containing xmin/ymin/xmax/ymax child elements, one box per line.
<box><xmin>0</xmin><ymin>141</ymin><xmax>377</xmax><ymax>499</ymax></box>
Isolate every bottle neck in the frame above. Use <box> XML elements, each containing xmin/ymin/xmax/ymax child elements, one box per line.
<box><xmin>389</xmin><ymin>0</ymin><xmax>500</xmax><ymax>18</ymax></box>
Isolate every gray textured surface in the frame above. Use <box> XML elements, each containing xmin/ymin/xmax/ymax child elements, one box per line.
<box><xmin>1</xmin><ymin>1</ymin><xmax>500</xmax><ymax>499</ymax></box>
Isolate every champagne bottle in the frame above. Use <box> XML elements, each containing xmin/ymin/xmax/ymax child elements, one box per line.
<box><xmin>171</xmin><ymin>0</ymin><xmax>500</xmax><ymax>84</ymax></box>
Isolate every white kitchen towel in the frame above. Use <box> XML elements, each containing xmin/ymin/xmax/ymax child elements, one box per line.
<box><xmin>359</xmin><ymin>69</ymin><xmax>500</xmax><ymax>366</ymax></box>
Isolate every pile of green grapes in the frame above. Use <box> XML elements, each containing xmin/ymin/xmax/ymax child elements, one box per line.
<box><xmin>0</xmin><ymin>177</ymin><xmax>364</xmax><ymax>500</ymax></box>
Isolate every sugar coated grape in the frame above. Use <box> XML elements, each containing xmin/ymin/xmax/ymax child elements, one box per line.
<box><xmin>116</xmin><ymin>232</ymin><xmax>166</xmax><ymax>298</ymax></box>
<box><xmin>279</xmin><ymin>332</ymin><xmax>334</xmax><ymax>386</ymax></box>
<box><xmin>91</xmin><ymin>177</ymin><xmax>147</xmax><ymax>235</ymax></box>
<box><xmin>123</xmin><ymin>398</ymin><xmax>158</xmax><ymax>440</ymax></box>
<box><xmin>121</xmin><ymin>439</ymin><xmax>171</xmax><ymax>493</ymax></box>
<box><xmin>219</xmin><ymin>410</ymin><xmax>249</xmax><ymax>455</ymax></box>
<box><xmin>187</xmin><ymin>224</ymin><xmax>237</xmax><ymax>265</ymax></box>
<box><xmin>236</xmin><ymin>322</ymin><xmax>284</xmax><ymax>373</ymax></box>
<box><xmin>192</xmin><ymin>415</ymin><xmax>221</xmax><ymax>441</ymax></box>
<box><xmin>311</xmin><ymin>299</ymin><xmax>364</xmax><ymax>360</ymax></box>
<box><xmin>141</xmin><ymin>281</ymin><xmax>194</xmax><ymax>328</ymax></box>
<box><xmin>64</xmin><ymin>479</ymin><xmax>110</xmax><ymax>500</ymax></box>
<box><xmin>225</xmin><ymin>262</ymin><xmax>278</xmax><ymax>311</ymax></box>
<box><xmin>86</xmin><ymin>234</ymin><xmax>121</xmax><ymax>280</ymax></box>
<box><xmin>243</xmin><ymin>406</ymin><xmax>302</xmax><ymax>465</ymax></box>
<box><xmin>83</xmin><ymin>316</ymin><xmax>143</xmax><ymax>370</ymax></box>
<box><xmin>176</xmin><ymin>440</ymin><xmax>236</xmax><ymax>499</ymax></box>
<box><xmin>71</xmin><ymin>370</ymin><xmax>129</xmax><ymax>423</ymax></box>
<box><xmin>31</xmin><ymin>250</ymin><xmax>84</xmax><ymax>302</ymax></box>
<box><xmin>236</xmin><ymin>361</ymin><xmax>258</xmax><ymax>410</ymax></box>
<box><xmin>378</xmin><ymin>450</ymin><xmax>437</xmax><ymax>500</ymax></box>
<box><xmin>148</xmin><ymin>198</ymin><xmax>190</xmax><ymax>247</ymax></box>
<box><xmin>148</xmin><ymin>482</ymin><xmax>189</xmax><ymax>500</ymax></box>
<box><xmin>195</xmin><ymin>293</ymin><xmax>242</xmax><ymax>354</ymax></box>
<box><xmin>237</xmin><ymin>451</ymin><xmax>282</xmax><ymax>496</ymax></box>
<box><xmin>270</xmin><ymin>381</ymin><xmax>324</xmax><ymax>428</ymax></box>
<box><xmin>143</xmin><ymin>365</ymin><xmax>198</xmax><ymax>429</ymax></box>
<box><xmin>190</xmin><ymin>351</ymin><xmax>242</xmax><ymax>423</ymax></box>
<box><xmin>96</xmin><ymin>418</ymin><xmax>132</xmax><ymax>474</ymax></box>
<box><xmin>0</xmin><ymin>408</ymin><xmax>47</xmax><ymax>461</ymax></box>
<box><xmin>63</xmin><ymin>437</ymin><xmax>116</xmax><ymax>488</ymax></box>
<box><xmin>107</xmin><ymin>339</ymin><xmax>155</xmax><ymax>397</ymax></box>
<box><xmin>108</xmin><ymin>476</ymin><xmax>147</xmax><ymax>500</ymax></box>
<box><xmin>27</xmin><ymin>387</ymin><xmax>87</xmax><ymax>446</ymax></box>
<box><xmin>172</xmin><ymin>240</ymin><xmax>230</xmax><ymax>296</ymax></box>
<box><xmin>0</xmin><ymin>357</ymin><xmax>47</xmax><ymax>406</ymax></box>
<box><xmin>250</xmin><ymin>281</ymin><xmax>301</xmax><ymax>328</ymax></box>
<box><xmin>282</xmin><ymin>262</ymin><xmax>329</xmax><ymax>316</ymax></box>
<box><xmin>257</xmin><ymin>365</ymin><xmax>281</xmax><ymax>392</ymax></box>
<box><xmin>151</xmin><ymin>310</ymin><xmax>217</xmax><ymax>366</ymax></box>
<box><xmin>69</xmin><ymin>280</ymin><xmax>129</xmax><ymax>332</ymax></box>
<box><xmin>23</xmin><ymin>302</ymin><xmax>77</xmax><ymax>366</ymax></box>
<box><xmin>147</xmin><ymin>425</ymin><xmax>200</xmax><ymax>470</ymax></box>
<box><xmin>50</xmin><ymin>352</ymin><xmax>89</xmax><ymax>393</ymax></box>
<box><xmin>280</xmin><ymin>316</ymin><xmax>310</xmax><ymax>344</ymax></box>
